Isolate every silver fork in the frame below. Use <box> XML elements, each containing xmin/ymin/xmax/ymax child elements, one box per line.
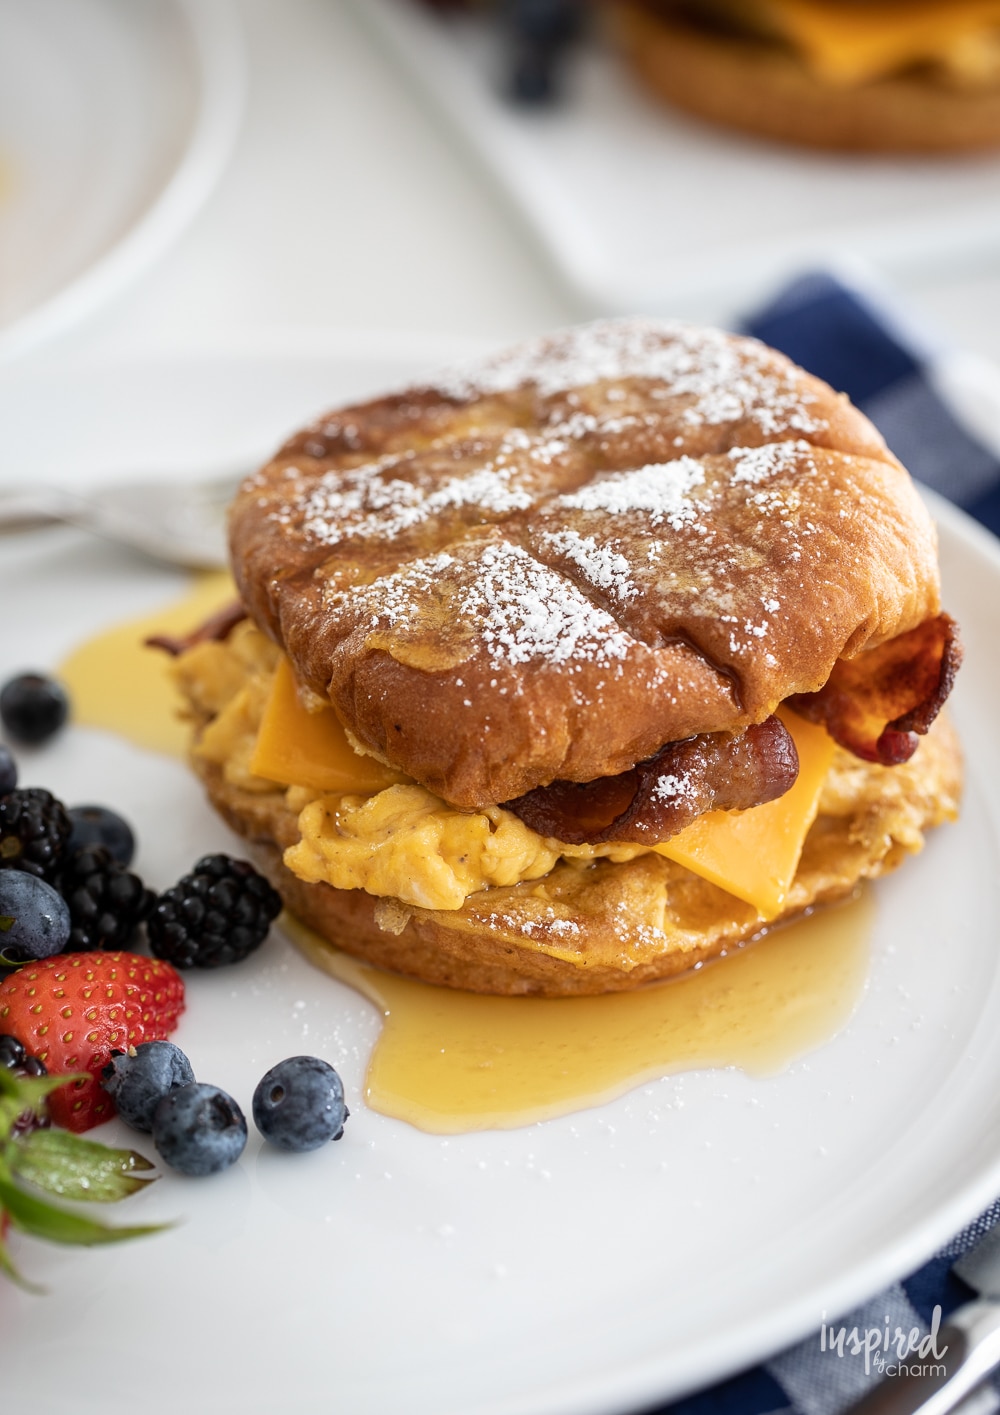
<box><xmin>0</xmin><ymin>472</ymin><xmax>245</xmax><ymax>569</ymax></box>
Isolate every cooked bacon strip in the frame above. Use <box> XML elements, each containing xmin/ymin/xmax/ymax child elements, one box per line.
<box><xmin>146</xmin><ymin>601</ymin><xmax>247</xmax><ymax>657</ymax></box>
<box><xmin>788</xmin><ymin>613</ymin><xmax>961</xmax><ymax>766</ymax></box>
<box><xmin>504</xmin><ymin>716</ymin><xmax>799</xmax><ymax>847</ymax></box>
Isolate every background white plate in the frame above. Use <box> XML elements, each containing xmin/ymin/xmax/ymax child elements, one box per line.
<box><xmin>356</xmin><ymin>0</ymin><xmax>1000</xmax><ymax>321</ymax></box>
<box><xmin>3</xmin><ymin>348</ymin><xmax>1000</xmax><ymax>1414</ymax></box>
<box><xmin>0</xmin><ymin>0</ymin><xmax>244</xmax><ymax>359</ymax></box>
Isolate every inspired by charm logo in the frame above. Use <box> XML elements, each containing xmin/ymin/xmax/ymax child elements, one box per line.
<box><xmin>820</xmin><ymin>1306</ymin><xmax>948</xmax><ymax>1377</ymax></box>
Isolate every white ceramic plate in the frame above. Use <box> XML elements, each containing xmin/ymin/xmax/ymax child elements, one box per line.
<box><xmin>3</xmin><ymin>348</ymin><xmax>1000</xmax><ymax>1415</ymax></box>
<box><xmin>0</xmin><ymin>0</ymin><xmax>244</xmax><ymax>359</ymax></box>
<box><xmin>356</xmin><ymin>0</ymin><xmax>1000</xmax><ymax>320</ymax></box>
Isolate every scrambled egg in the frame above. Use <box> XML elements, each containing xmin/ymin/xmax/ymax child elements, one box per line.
<box><xmin>287</xmin><ymin>786</ymin><xmax>562</xmax><ymax>911</ymax></box>
<box><xmin>173</xmin><ymin>624</ymin><xmax>644</xmax><ymax>912</ymax></box>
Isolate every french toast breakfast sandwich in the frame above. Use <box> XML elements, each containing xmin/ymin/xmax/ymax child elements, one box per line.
<box><xmin>166</xmin><ymin>319</ymin><xmax>962</xmax><ymax>996</ymax></box>
<box><xmin>611</xmin><ymin>1</ymin><xmax>1000</xmax><ymax>152</ymax></box>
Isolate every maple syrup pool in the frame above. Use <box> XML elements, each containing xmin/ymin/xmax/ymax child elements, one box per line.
<box><xmin>58</xmin><ymin>573</ymin><xmax>872</xmax><ymax>1133</ymax></box>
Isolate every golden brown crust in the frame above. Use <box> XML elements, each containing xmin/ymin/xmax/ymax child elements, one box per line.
<box><xmin>230</xmin><ymin>320</ymin><xmax>940</xmax><ymax>808</ymax></box>
<box><xmin>193</xmin><ymin>716</ymin><xmax>962</xmax><ymax>997</ymax></box>
<box><xmin>611</xmin><ymin>4</ymin><xmax>1000</xmax><ymax>153</ymax></box>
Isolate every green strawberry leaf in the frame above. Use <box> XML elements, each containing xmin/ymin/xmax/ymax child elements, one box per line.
<box><xmin>0</xmin><ymin>1064</ymin><xmax>24</xmax><ymax>1097</ymax></box>
<box><xmin>0</xmin><ymin>1070</ymin><xmax>91</xmax><ymax>1158</ymax></box>
<box><xmin>0</xmin><ymin>1097</ymin><xmax>21</xmax><ymax>1136</ymax></box>
<box><xmin>0</xmin><ymin>1067</ymin><xmax>88</xmax><ymax>1110</ymax></box>
<box><xmin>9</xmin><ymin>1129</ymin><xmax>157</xmax><ymax>1203</ymax></box>
<box><xmin>0</xmin><ymin>1174</ymin><xmax>167</xmax><ymax>1247</ymax></box>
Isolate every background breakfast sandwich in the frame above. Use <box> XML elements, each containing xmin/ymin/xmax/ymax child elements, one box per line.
<box><xmin>610</xmin><ymin>0</ymin><xmax>1000</xmax><ymax>151</ymax></box>
<box><xmin>167</xmin><ymin>319</ymin><xmax>962</xmax><ymax>996</ymax></box>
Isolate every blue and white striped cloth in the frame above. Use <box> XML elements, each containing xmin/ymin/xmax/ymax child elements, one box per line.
<box><xmin>653</xmin><ymin>1200</ymin><xmax>1000</xmax><ymax>1414</ymax></box>
<box><xmin>649</xmin><ymin>272</ymin><xmax>1000</xmax><ymax>1415</ymax></box>
<box><xmin>745</xmin><ymin>271</ymin><xmax>1000</xmax><ymax>535</ymax></box>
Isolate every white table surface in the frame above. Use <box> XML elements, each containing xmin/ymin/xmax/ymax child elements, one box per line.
<box><xmin>5</xmin><ymin>0</ymin><xmax>1000</xmax><ymax>374</ymax></box>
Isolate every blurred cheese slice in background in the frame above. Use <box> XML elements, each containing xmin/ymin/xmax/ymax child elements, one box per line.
<box><xmin>759</xmin><ymin>0</ymin><xmax>1000</xmax><ymax>85</ymax></box>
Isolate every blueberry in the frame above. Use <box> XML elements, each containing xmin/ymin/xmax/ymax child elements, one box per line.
<box><xmin>509</xmin><ymin>52</ymin><xmax>555</xmax><ymax>103</ymax></box>
<box><xmin>252</xmin><ymin>1055</ymin><xmax>348</xmax><ymax>1152</ymax></box>
<box><xmin>0</xmin><ymin>674</ymin><xmax>70</xmax><ymax>746</ymax></box>
<box><xmin>67</xmin><ymin>805</ymin><xmax>136</xmax><ymax>868</ymax></box>
<box><xmin>101</xmin><ymin>1041</ymin><xmax>195</xmax><ymax>1132</ymax></box>
<box><xmin>502</xmin><ymin>0</ymin><xmax>583</xmax><ymax>104</ymax></box>
<box><xmin>0</xmin><ymin>870</ymin><xmax>71</xmax><ymax>962</ymax></box>
<box><xmin>152</xmin><ymin>1082</ymin><xmax>247</xmax><ymax>1176</ymax></box>
<box><xmin>0</xmin><ymin>745</ymin><xmax>17</xmax><ymax>796</ymax></box>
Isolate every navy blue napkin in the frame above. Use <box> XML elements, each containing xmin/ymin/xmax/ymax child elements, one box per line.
<box><xmin>651</xmin><ymin>1203</ymin><xmax>1000</xmax><ymax>1414</ymax></box>
<box><xmin>744</xmin><ymin>271</ymin><xmax>1000</xmax><ymax>535</ymax></box>
<box><xmin>646</xmin><ymin>273</ymin><xmax>1000</xmax><ymax>1415</ymax></box>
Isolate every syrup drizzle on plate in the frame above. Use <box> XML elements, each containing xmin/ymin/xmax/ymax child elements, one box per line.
<box><xmin>284</xmin><ymin>900</ymin><xmax>871</xmax><ymax>1133</ymax></box>
<box><xmin>58</xmin><ymin>573</ymin><xmax>872</xmax><ymax>1133</ymax></box>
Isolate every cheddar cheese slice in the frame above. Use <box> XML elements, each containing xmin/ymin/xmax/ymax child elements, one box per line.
<box><xmin>654</xmin><ymin>708</ymin><xmax>835</xmax><ymax>920</ymax></box>
<box><xmin>250</xmin><ymin>655</ymin><xmax>406</xmax><ymax>794</ymax></box>
<box><xmin>761</xmin><ymin>0</ymin><xmax>1000</xmax><ymax>85</ymax></box>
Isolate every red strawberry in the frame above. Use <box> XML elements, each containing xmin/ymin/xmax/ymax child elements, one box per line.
<box><xmin>0</xmin><ymin>952</ymin><xmax>185</xmax><ymax>1132</ymax></box>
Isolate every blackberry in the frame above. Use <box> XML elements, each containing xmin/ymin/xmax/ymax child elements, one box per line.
<box><xmin>1</xmin><ymin>1031</ymin><xmax>51</xmax><ymax>1137</ymax></box>
<box><xmin>58</xmin><ymin>845</ymin><xmax>155</xmax><ymax>953</ymax></box>
<box><xmin>0</xmin><ymin>673</ymin><xmax>69</xmax><ymax>745</ymax></box>
<box><xmin>0</xmin><ymin>788</ymin><xmax>72</xmax><ymax>882</ymax></box>
<box><xmin>0</xmin><ymin>744</ymin><xmax>17</xmax><ymax>796</ymax></box>
<box><xmin>0</xmin><ymin>1034</ymin><xmax>32</xmax><ymax>1069</ymax></box>
<box><xmin>147</xmin><ymin>854</ymin><xmax>282</xmax><ymax>969</ymax></box>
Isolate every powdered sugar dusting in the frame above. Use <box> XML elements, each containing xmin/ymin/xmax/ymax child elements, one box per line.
<box><xmin>728</xmin><ymin>439</ymin><xmax>815</xmax><ymax>486</ymax></box>
<box><xmin>336</xmin><ymin>539</ymin><xmax>635</xmax><ymax>671</ymax></box>
<box><xmin>272</xmin><ymin>323</ymin><xmax>830</xmax><ymax>556</ymax></box>
<box><xmin>431</xmin><ymin>319</ymin><xmax>824</xmax><ymax>437</ymax></box>
<box><xmin>484</xmin><ymin>912</ymin><xmax>582</xmax><ymax>941</ymax></box>
<box><xmin>355</xmin><ymin>551</ymin><xmax>457</xmax><ymax>627</ymax></box>
<box><xmin>557</xmin><ymin>458</ymin><xmax>706</xmax><ymax>530</ymax></box>
<box><xmin>298</xmin><ymin>449</ymin><xmax>533</xmax><ymax>547</ymax></box>
<box><xmin>652</xmin><ymin>773</ymin><xmax>696</xmax><ymax>803</ymax></box>
<box><xmin>539</xmin><ymin>529</ymin><xmax>637</xmax><ymax>603</ymax></box>
<box><xmin>461</xmin><ymin>541</ymin><xmax>632</xmax><ymax>668</ymax></box>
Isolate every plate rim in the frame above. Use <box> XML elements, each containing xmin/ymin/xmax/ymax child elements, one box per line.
<box><xmin>0</xmin><ymin>0</ymin><xmax>246</xmax><ymax>362</ymax></box>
